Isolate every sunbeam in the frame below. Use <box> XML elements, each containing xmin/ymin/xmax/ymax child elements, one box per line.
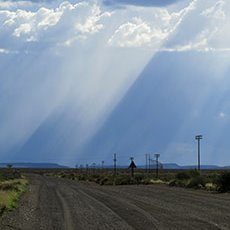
<box><xmin>0</xmin><ymin>0</ymin><xmax>230</xmax><ymax>167</ymax></box>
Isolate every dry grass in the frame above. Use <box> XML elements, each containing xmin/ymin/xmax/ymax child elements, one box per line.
<box><xmin>0</xmin><ymin>178</ymin><xmax>28</xmax><ymax>214</ymax></box>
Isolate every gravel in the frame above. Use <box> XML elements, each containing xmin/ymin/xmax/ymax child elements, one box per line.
<box><xmin>1</xmin><ymin>174</ymin><xmax>230</xmax><ymax>230</ymax></box>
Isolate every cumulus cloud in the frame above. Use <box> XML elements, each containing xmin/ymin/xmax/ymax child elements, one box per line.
<box><xmin>0</xmin><ymin>1</ymin><xmax>33</xmax><ymax>10</ymax></box>
<box><xmin>108</xmin><ymin>17</ymin><xmax>166</xmax><ymax>47</ymax></box>
<box><xmin>199</xmin><ymin>0</ymin><xmax>230</xmax><ymax>51</ymax></box>
<box><xmin>0</xmin><ymin>0</ymin><xmax>229</xmax><ymax>52</ymax></box>
<box><xmin>108</xmin><ymin>0</ymin><xmax>197</xmax><ymax>48</ymax></box>
<box><xmin>0</xmin><ymin>1</ymin><xmax>111</xmax><ymax>47</ymax></box>
<box><xmin>201</xmin><ymin>0</ymin><xmax>225</xmax><ymax>20</ymax></box>
<box><xmin>163</xmin><ymin>0</ymin><xmax>230</xmax><ymax>53</ymax></box>
<box><xmin>1</xmin><ymin>0</ymin><xmax>228</xmax><ymax>52</ymax></box>
<box><xmin>103</xmin><ymin>0</ymin><xmax>179</xmax><ymax>7</ymax></box>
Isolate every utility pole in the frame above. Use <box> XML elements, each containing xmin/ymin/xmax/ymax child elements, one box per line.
<box><xmin>113</xmin><ymin>153</ymin><xmax>117</xmax><ymax>176</ymax></box>
<box><xmin>101</xmin><ymin>160</ymin><xmax>104</xmax><ymax>173</ymax></box>
<box><xmin>195</xmin><ymin>135</ymin><xmax>203</xmax><ymax>171</ymax></box>
<box><xmin>154</xmin><ymin>153</ymin><xmax>160</xmax><ymax>178</ymax></box>
<box><xmin>101</xmin><ymin>160</ymin><xmax>104</xmax><ymax>168</ymax></box>
<box><xmin>145</xmin><ymin>154</ymin><xmax>148</xmax><ymax>173</ymax></box>
<box><xmin>148</xmin><ymin>154</ymin><xmax>151</xmax><ymax>173</ymax></box>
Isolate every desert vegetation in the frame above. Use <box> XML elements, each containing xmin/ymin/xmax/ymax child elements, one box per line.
<box><xmin>48</xmin><ymin>168</ymin><xmax>230</xmax><ymax>193</ymax></box>
<box><xmin>0</xmin><ymin>170</ymin><xmax>28</xmax><ymax>216</ymax></box>
<box><xmin>52</xmin><ymin>169</ymin><xmax>169</xmax><ymax>186</ymax></box>
<box><xmin>168</xmin><ymin>170</ymin><xmax>230</xmax><ymax>192</ymax></box>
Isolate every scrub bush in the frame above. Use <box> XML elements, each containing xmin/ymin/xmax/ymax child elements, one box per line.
<box><xmin>217</xmin><ymin>172</ymin><xmax>230</xmax><ymax>192</ymax></box>
<box><xmin>176</xmin><ymin>171</ymin><xmax>191</xmax><ymax>180</ymax></box>
<box><xmin>187</xmin><ymin>176</ymin><xmax>206</xmax><ymax>189</ymax></box>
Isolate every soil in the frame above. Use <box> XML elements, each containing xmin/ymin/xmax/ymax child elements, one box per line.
<box><xmin>0</xmin><ymin>174</ymin><xmax>230</xmax><ymax>230</ymax></box>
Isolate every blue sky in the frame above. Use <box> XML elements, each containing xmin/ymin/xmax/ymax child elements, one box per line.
<box><xmin>0</xmin><ymin>0</ymin><xmax>230</xmax><ymax>167</ymax></box>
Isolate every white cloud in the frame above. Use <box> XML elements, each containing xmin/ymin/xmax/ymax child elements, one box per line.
<box><xmin>0</xmin><ymin>1</ymin><xmax>33</xmax><ymax>10</ymax></box>
<box><xmin>168</xmin><ymin>29</ymin><xmax>230</xmax><ymax>53</ymax></box>
<box><xmin>0</xmin><ymin>0</ymin><xmax>229</xmax><ymax>52</ymax></box>
<box><xmin>108</xmin><ymin>17</ymin><xmax>166</xmax><ymax>47</ymax></box>
<box><xmin>201</xmin><ymin>0</ymin><xmax>225</xmax><ymax>20</ymax></box>
<box><xmin>36</xmin><ymin>7</ymin><xmax>62</xmax><ymax>29</ymax></box>
<box><xmin>0</xmin><ymin>48</ymin><xmax>9</xmax><ymax>54</ymax></box>
<box><xmin>164</xmin><ymin>29</ymin><xmax>214</xmax><ymax>52</ymax></box>
<box><xmin>13</xmin><ymin>23</ymin><xmax>32</xmax><ymax>37</ymax></box>
<box><xmin>163</xmin><ymin>0</ymin><xmax>230</xmax><ymax>53</ymax></box>
<box><xmin>0</xmin><ymin>1</ymin><xmax>111</xmax><ymax>46</ymax></box>
<box><xmin>219</xmin><ymin>112</ymin><xmax>226</xmax><ymax>118</ymax></box>
<box><xmin>108</xmin><ymin>0</ymin><xmax>197</xmax><ymax>48</ymax></box>
<box><xmin>75</xmin><ymin>4</ymin><xmax>107</xmax><ymax>34</ymax></box>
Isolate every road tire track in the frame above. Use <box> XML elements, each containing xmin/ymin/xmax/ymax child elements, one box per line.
<box><xmin>1</xmin><ymin>174</ymin><xmax>230</xmax><ymax>230</ymax></box>
<box><xmin>55</xmin><ymin>190</ymin><xmax>75</xmax><ymax>230</ymax></box>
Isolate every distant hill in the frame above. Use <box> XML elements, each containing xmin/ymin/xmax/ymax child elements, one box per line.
<box><xmin>159</xmin><ymin>164</ymin><xmax>229</xmax><ymax>170</ymax></box>
<box><xmin>137</xmin><ymin>163</ymin><xmax>225</xmax><ymax>170</ymax></box>
<box><xmin>93</xmin><ymin>163</ymin><xmax>229</xmax><ymax>170</ymax></box>
<box><xmin>180</xmin><ymin>165</ymin><xmax>222</xmax><ymax>170</ymax></box>
<box><xmin>0</xmin><ymin>163</ymin><xmax>68</xmax><ymax>168</ymax></box>
<box><xmin>0</xmin><ymin>162</ymin><xmax>229</xmax><ymax>170</ymax></box>
<box><xmin>161</xmin><ymin>163</ymin><xmax>181</xmax><ymax>169</ymax></box>
<box><xmin>222</xmin><ymin>166</ymin><xmax>230</xmax><ymax>169</ymax></box>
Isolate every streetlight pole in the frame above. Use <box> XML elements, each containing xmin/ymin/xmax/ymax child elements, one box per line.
<box><xmin>195</xmin><ymin>135</ymin><xmax>202</xmax><ymax>171</ymax></box>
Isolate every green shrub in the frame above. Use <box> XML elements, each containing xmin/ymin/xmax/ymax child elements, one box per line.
<box><xmin>170</xmin><ymin>170</ymin><xmax>203</xmax><ymax>188</ymax></box>
<box><xmin>176</xmin><ymin>171</ymin><xmax>191</xmax><ymax>180</ymax></box>
<box><xmin>0</xmin><ymin>171</ymin><xmax>21</xmax><ymax>181</ymax></box>
<box><xmin>114</xmin><ymin>174</ymin><xmax>132</xmax><ymax>185</ymax></box>
<box><xmin>77</xmin><ymin>174</ymin><xmax>88</xmax><ymax>181</ymax></box>
<box><xmin>99</xmin><ymin>177</ymin><xmax>110</xmax><ymax>185</ymax></box>
<box><xmin>0</xmin><ymin>183</ymin><xmax>18</xmax><ymax>191</ymax></box>
<box><xmin>189</xmin><ymin>169</ymin><xmax>200</xmax><ymax>177</ymax></box>
<box><xmin>217</xmin><ymin>172</ymin><xmax>230</xmax><ymax>192</ymax></box>
<box><xmin>134</xmin><ymin>174</ymin><xmax>145</xmax><ymax>184</ymax></box>
<box><xmin>169</xmin><ymin>179</ymin><xmax>187</xmax><ymax>187</ymax></box>
<box><xmin>187</xmin><ymin>176</ymin><xmax>206</xmax><ymax>189</ymax></box>
<box><xmin>59</xmin><ymin>172</ymin><xmax>67</xmax><ymax>178</ymax></box>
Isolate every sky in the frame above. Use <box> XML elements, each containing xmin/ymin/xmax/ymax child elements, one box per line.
<box><xmin>0</xmin><ymin>0</ymin><xmax>230</xmax><ymax>167</ymax></box>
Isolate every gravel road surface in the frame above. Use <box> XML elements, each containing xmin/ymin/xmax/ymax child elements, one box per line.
<box><xmin>0</xmin><ymin>174</ymin><xmax>230</xmax><ymax>230</ymax></box>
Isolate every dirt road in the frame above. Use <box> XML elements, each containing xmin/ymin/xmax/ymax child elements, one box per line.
<box><xmin>1</xmin><ymin>174</ymin><xmax>230</xmax><ymax>230</ymax></box>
